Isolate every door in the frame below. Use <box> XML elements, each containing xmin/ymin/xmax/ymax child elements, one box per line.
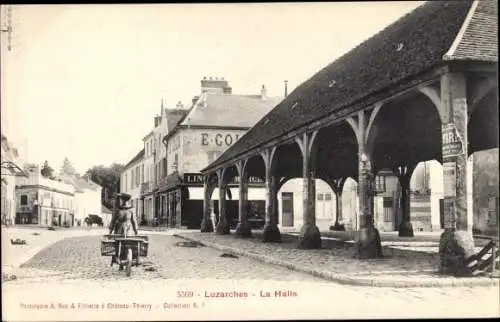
<box><xmin>281</xmin><ymin>192</ymin><xmax>294</xmax><ymax>227</ymax></box>
<box><xmin>439</xmin><ymin>198</ymin><xmax>444</xmax><ymax>229</ymax></box>
<box><xmin>383</xmin><ymin>197</ymin><xmax>394</xmax><ymax>231</ymax></box>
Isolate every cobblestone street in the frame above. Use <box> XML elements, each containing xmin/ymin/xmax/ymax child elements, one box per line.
<box><xmin>16</xmin><ymin>234</ymin><xmax>324</xmax><ymax>282</ymax></box>
<box><xmin>2</xmin><ymin>231</ymin><xmax>499</xmax><ymax>320</ymax></box>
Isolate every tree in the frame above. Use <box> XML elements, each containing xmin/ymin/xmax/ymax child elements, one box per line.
<box><xmin>40</xmin><ymin>160</ymin><xmax>55</xmax><ymax>179</ymax></box>
<box><xmin>60</xmin><ymin>157</ymin><xmax>77</xmax><ymax>177</ymax></box>
<box><xmin>85</xmin><ymin>163</ymin><xmax>125</xmax><ymax>208</ymax></box>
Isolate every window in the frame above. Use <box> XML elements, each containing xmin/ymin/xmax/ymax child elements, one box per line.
<box><xmin>375</xmin><ymin>175</ymin><xmax>386</xmax><ymax>193</ymax></box>
<box><xmin>324</xmin><ymin>193</ymin><xmax>332</xmax><ymax>201</ymax></box>
<box><xmin>163</xmin><ymin>158</ymin><xmax>168</xmax><ymax>177</ymax></box>
<box><xmin>136</xmin><ymin>166</ymin><xmax>140</xmax><ymax>187</ymax></box>
<box><xmin>488</xmin><ymin>197</ymin><xmax>499</xmax><ymax>225</ymax></box>
<box><xmin>317</xmin><ymin>193</ymin><xmax>324</xmax><ymax>201</ymax></box>
<box><xmin>21</xmin><ymin>195</ymin><xmax>28</xmax><ymax>205</ymax></box>
<box><xmin>173</xmin><ymin>154</ymin><xmax>178</xmax><ymax>171</ymax></box>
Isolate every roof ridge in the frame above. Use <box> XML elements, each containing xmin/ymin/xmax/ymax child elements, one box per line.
<box><xmin>443</xmin><ymin>0</ymin><xmax>479</xmax><ymax>60</ymax></box>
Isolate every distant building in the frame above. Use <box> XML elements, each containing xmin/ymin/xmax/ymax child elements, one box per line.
<box><xmin>15</xmin><ymin>164</ymin><xmax>75</xmax><ymax>226</ymax></box>
<box><xmin>1</xmin><ymin>134</ymin><xmax>27</xmax><ymax>226</ymax></box>
<box><xmin>58</xmin><ymin>174</ymin><xmax>103</xmax><ymax>226</ymax></box>
<box><xmin>120</xmin><ymin>148</ymin><xmax>145</xmax><ymax>222</ymax></box>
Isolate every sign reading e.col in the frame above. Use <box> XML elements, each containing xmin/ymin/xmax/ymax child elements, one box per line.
<box><xmin>201</xmin><ymin>132</ymin><xmax>241</xmax><ymax>147</ymax></box>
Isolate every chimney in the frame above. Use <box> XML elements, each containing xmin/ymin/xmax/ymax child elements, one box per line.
<box><xmin>176</xmin><ymin>101</ymin><xmax>184</xmax><ymax>109</ymax></box>
<box><xmin>284</xmin><ymin>80</ymin><xmax>288</xmax><ymax>97</ymax></box>
<box><xmin>201</xmin><ymin>77</ymin><xmax>231</xmax><ymax>94</ymax></box>
<box><xmin>192</xmin><ymin>96</ymin><xmax>199</xmax><ymax>105</ymax></box>
<box><xmin>154</xmin><ymin>115</ymin><xmax>161</xmax><ymax>127</ymax></box>
<box><xmin>261</xmin><ymin>85</ymin><xmax>267</xmax><ymax>101</ymax></box>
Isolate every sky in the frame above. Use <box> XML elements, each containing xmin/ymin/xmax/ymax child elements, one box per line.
<box><xmin>1</xmin><ymin>2</ymin><xmax>423</xmax><ymax>174</ymax></box>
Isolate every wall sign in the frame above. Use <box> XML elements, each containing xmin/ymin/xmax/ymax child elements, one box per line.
<box><xmin>184</xmin><ymin>173</ymin><xmax>204</xmax><ymax>184</ymax></box>
<box><xmin>183</xmin><ymin>173</ymin><xmax>264</xmax><ymax>185</ymax></box>
<box><xmin>201</xmin><ymin>132</ymin><xmax>240</xmax><ymax>147</ymax></box>
<box><xmin>442</xmin><ymin>123</ymin><xmax>464</xmax><ymax>158</ymax></box>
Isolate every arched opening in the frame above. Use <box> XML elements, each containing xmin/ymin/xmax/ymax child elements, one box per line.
<box><xmin>368</xmin><ymin>92</ymin><xmax>443</xmax><ymax>169</ymax></box>
<box><xmin>340</xmin><ymin>177</ymin><xmax>358</xmax><ymax>231</ymax></box>
<box><xmin>408</xmin><ymin>160</ymin><xmax>443</xmax><ymax>233</ymax></box>
<box><xmin>277</xmin><ymin>177</ymin><xmax>336</xmax><ymax>231</ymax></box>
<box><xmin>467</xmin><ymin>86</ymin><xmax>498</xmax><ymax>236</ymax></box>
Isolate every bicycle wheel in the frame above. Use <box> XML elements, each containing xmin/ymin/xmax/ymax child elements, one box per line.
<box><xmin>126</xmin><ymin>248</ymin><xmax>132</xmax><ymax>277</ymax></box>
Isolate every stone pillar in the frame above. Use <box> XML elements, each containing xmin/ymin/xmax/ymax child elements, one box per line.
<box><xmin>236</xmin><ymin>160</ymin><xmax>252</xmax><ymax>237</ymax></box>
<box><xmin>329</xmin><ymin>178</ymin><xmax>346</xmax><ymax>231</ymax></box>
<box><xmin>393</xmin><ymin>164</ymin><xmax>416</xmax><ymax>237</ymax></box>
<box><xmin>295</xmin><ymin>131</ymin><xmax>321</xmax><ymax>249</ymax></box>
<box><xmin>200</xmin><ymin>175</ymin><xmax>215</xmax><ymax>232</ymax></box>
<box><xmin>438</xmin><ymin>72</ymin><xmax>475</xmax><ymax>276</ymax></box>
<box><xmin>215</xmin><ymin>168</ymin><xmax>230</xmax><ymax>235</ymax></box>
<box><xmin>347</xmin><ymin>110</ymin><xmax>383</xmax><ymax>258</ymax></box>
<box><xmin>261</xmin><ymin>147</ymin><xmax>281</xmax><ymax>242</ymax></box>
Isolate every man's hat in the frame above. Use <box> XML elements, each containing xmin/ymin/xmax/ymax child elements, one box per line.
<box><xmin>120</xmin><ymin>199</ymin><xmax>133</xmax><ymax>210</ymax></box>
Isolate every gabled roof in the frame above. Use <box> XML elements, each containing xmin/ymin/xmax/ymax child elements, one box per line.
<box><xmin>444</xmin><ymin>0</ymin><xmax>498</xmax><ymax>61</ymax></box>
<box><xmin>203</xmin><ymin>0</ymin><xmax>483</xmax><ymax>172</ymax></box>
<box><xmin>165</xmin><ymin>109</ymin><xmax>189</xmax><ymax>132</ymax></box>
<box><xmin>180</xmin><ymin>93</ymin><xmax>282</xmax><ymax>128</ymax></box>
<box><xmin>124</xmin><ymin>149</ymin><xmax>145</xmax><ymax>169</ymax></box>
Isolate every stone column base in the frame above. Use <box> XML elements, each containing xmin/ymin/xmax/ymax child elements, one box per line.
<box><xmin>235</xmin><ymin>222</ymin><xmax>252</xmax><ymax>238</ymax></box>
<box><xmin>355</xmin><ymin>226</ymin><xmax>383</xmax><ymax>259</ymax></box>
<box><xmin>439</xmin><ymin>229</ymin><xmax>476</xmax><ymax>277</ymax></box>
<box><xmin>398</xmin><ymin>221</ymin><xmax>414</xmax><ymax>237</ymax></box>
<box><xmin>330</xmin><ymin>222</ymin><xmax>346</xmax><ymax>231</ymax></box>
<box><xmin>200</xmin><ymin>218</ymin><xmax>214</xmax><ymax>233</ymax></box>
<box><xmin>262</xmin><ymin>224</ymin><xmax>281</xmax><ymax>242</ymax></box>
<box><xmin>215</xmin><ymin>219</ymin><xmax>230</xmax><ymax>235</ymax></box>
<box><xmin>298</xmin><ymin>224</ymin><xmax>321</xmax><ymax>249</ymax></box>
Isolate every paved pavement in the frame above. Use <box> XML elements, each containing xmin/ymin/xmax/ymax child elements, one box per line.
<box><xmin>1</xmin><ymin>226</ymin><xmax>108</xmax><ymax>272</ymax></box>
<box><xmin>176</xmin><ymin>230</ymin><xmax>500</xmax><ymax>287</ymax></box>
<box><xmin>2</xmin><ymin>227</ymin><xmax>499</xmax><ymax>320</ymax></box>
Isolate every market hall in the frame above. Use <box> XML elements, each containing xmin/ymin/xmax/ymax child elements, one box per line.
<box><xmin>199</xmin><ymin>0</ymin><xmax>498</xmax><ymax>275</ymax></box>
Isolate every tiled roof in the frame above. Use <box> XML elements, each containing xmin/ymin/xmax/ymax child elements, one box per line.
<box><xmin>57</xmin><ymin>174</ymin><xmax>101</xmax><ymax>192</ymax></box>
<box><xmin>203</xmin><ymin>0</ymin><xmax>476</xmax><ymax>172</ymax></box>
<box><xmin>180</xmin><ymin>93</ymin><xmax>282</xmax><ymax>128</ymax></box>
<box><xmin>124</xmin><ymin>149</ymin><xmax>145</xmax><ymax>169</ymax></box>
<box><xmin>165</xmin><ymin>109</ymin><xmax>189</xmax><ymax>132</ymax></box>
<box><xmin>444</xmin><ymin>0</ymin><xmax>498</xmax><ymax>61</ymax></box>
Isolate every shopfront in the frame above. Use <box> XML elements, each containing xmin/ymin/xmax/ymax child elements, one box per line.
<box><xmin>157</xmin><ymin>172</ymin><xmax>266</xmax><ymax>229</ymax></box>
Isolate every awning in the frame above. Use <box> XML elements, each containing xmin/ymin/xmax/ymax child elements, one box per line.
<box><xmin>157</xmin><ymin>172</ymin><xmax>183</xmax><ymax>192</ymax></box>
<box><xmin>188</xmin><ymin>187</ymin><xmax>266</xmax><ymax>201</ymax></box>
<box><xmin>1</xmin><ymin>161</ymin><xmax>28</xmax><ymax>178</ymax></box>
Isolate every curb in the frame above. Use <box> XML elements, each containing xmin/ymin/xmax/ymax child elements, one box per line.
<box><xmin>174</xmin><ymin>234</ymin><xmax>500</xmax><ymax>288</ymax></box>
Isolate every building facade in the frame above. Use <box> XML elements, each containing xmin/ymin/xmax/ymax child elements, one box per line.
<box><xmin>72</xmin><ymin>176</ymin><xmax>103</xmax><ymax>226</ymax></box>
<box><xmin>1</xmin><ymin>134</ymin><xmax>26</xmax><ymax>226</ymax></box>
<box><xmin>158</xmin><ymin>78</ymin><xmax>283</xmax><ymax>229</ymax></box>
<box><xmin>15</xmin><ymin>164</ymin><xmax>75</xmax><ymax>226</ymax></box>
<box><xmin>120</xmin><ymin>149</ymin><xmax>145</xmax><ymax>223</ymax></box>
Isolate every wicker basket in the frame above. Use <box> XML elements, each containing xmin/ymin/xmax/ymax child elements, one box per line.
<box><xmin>139</xmin><ymin>241</ymin><xmax>149</xmax><ymax>257</ymax></box>
<box><xmin>101</xmin><ymin>240</ymin><xmax>115</xmax><ymax>256</ymax></box>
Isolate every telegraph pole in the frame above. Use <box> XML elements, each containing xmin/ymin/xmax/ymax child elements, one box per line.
<box><xmin>1</xmin><ymin>5</ymin><xmax>13</xmax><ymax>51</ymax></box>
